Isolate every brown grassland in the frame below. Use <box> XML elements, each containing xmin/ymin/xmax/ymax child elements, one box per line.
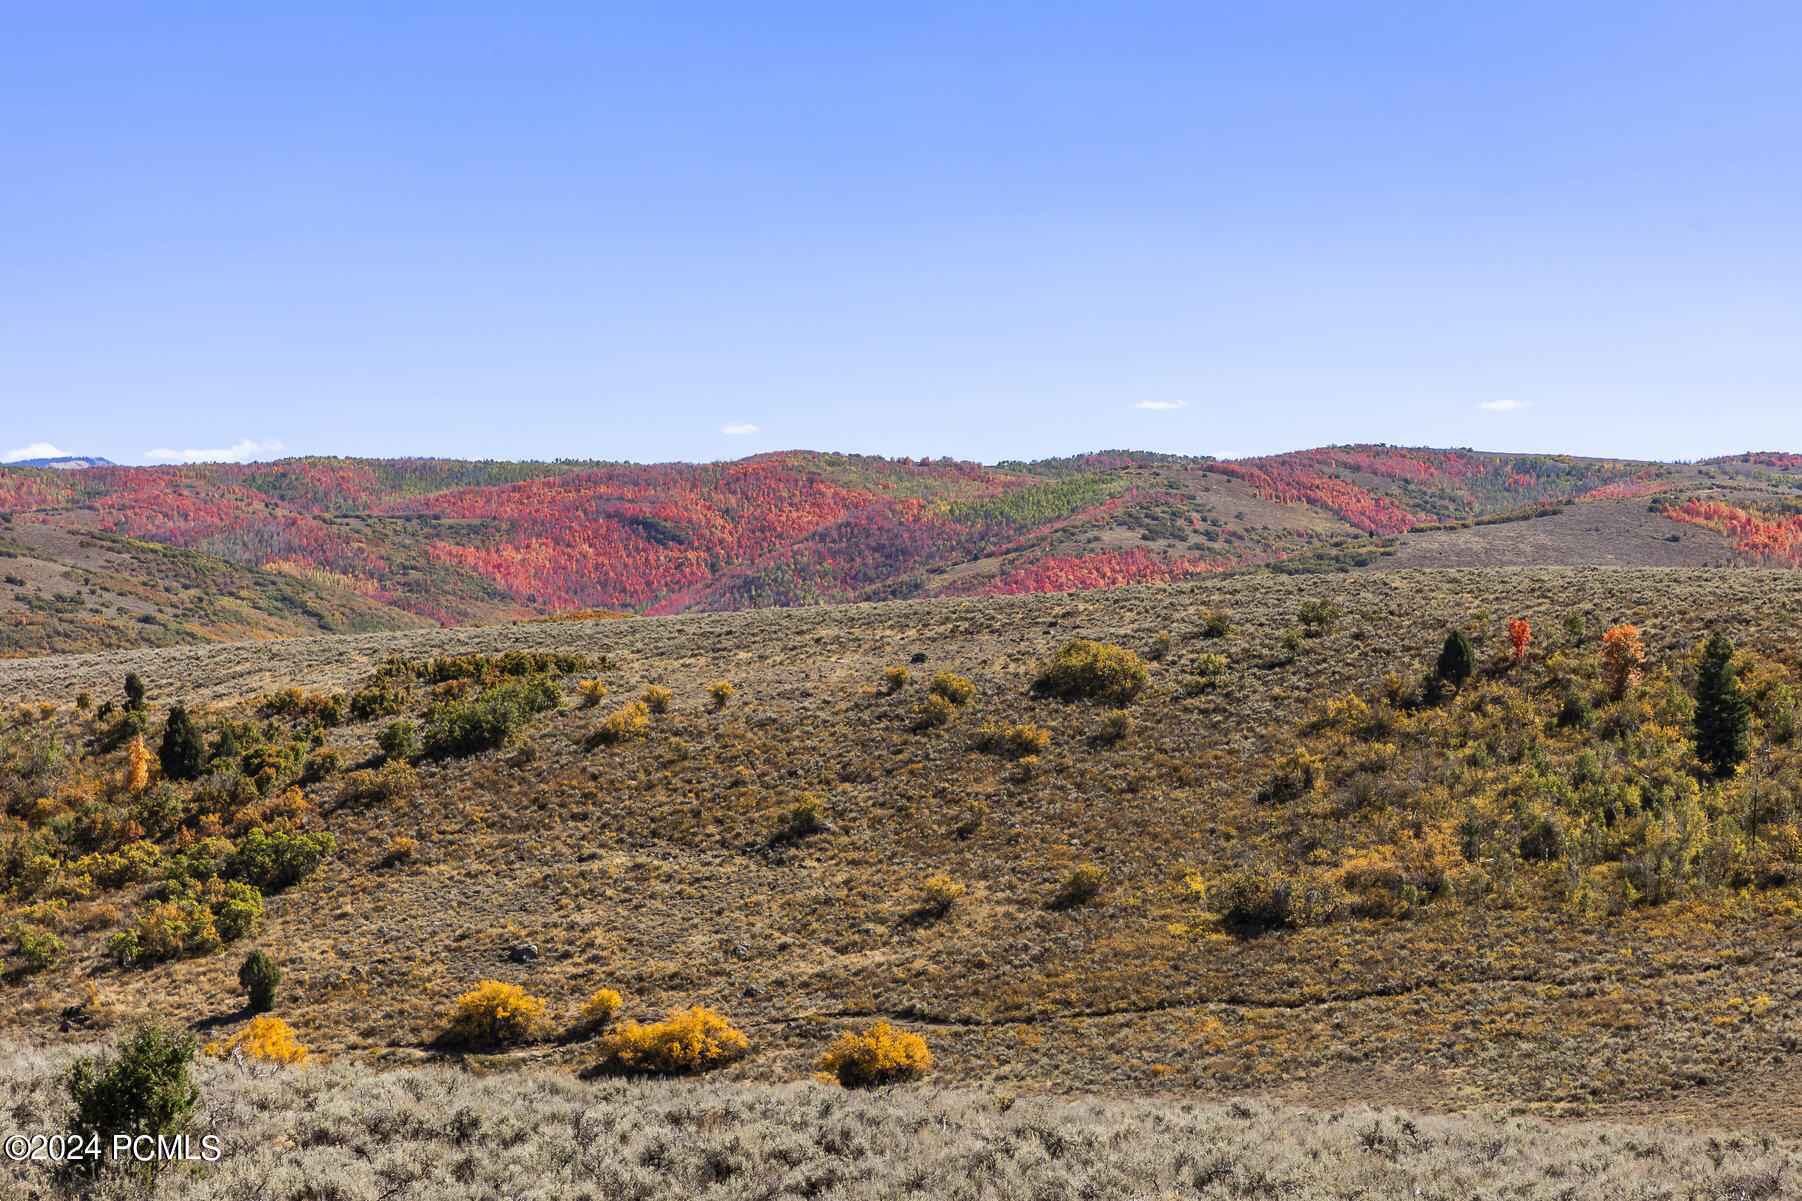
<box><xmin>6</xmin><ymin>567</ymin><xmax>1802</xmax><ymax>1194</ymax></box>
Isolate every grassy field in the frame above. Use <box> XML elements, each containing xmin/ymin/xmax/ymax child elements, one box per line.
<box><xmin>1</xmin><ymin>1044</ymin><xmax>1795</xmax><ymax>1200</ymax></box>
<box><xmin>5</xmin><ymin>568</ymin><xmax>1802</xmax><ymax>1154</ymax></box>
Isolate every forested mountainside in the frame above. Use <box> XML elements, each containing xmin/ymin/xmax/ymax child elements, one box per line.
<box><xmin>2</xmin><ymin>446</ymin><xmax>1800</xmax><ymax>655</ymax></box>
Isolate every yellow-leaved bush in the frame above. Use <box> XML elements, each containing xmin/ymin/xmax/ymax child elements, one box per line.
<box><xmin>575</xmin><ymin>987</ymin><xmax>623</xmax><ymax>1032</ymax></box>
<box><xmin>817</xmin><ymin>1022</ymin><xmax>932</xmax><ymax>1087</ymax></box>
<box><xmin>593</xmin><ymin>701</ymin><xmax>651</xmax><ymax>745</ymax></box>
<box><xmin>443</xmin><ymin>980</ymin><xmax>549</xmax><ymax>1046</ymax></box>
<box><xmin>210</xmin><ymin>1014</ymin><xmax>307</xmax><ymax>1067</ymax></box>
<box><xmin>594</xmin><ymin>1005</ymin><xmax>748</xmax><ymax>1075</ymax></box>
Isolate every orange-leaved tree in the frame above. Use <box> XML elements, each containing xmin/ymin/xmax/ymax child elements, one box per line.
<box><xmin>1508</xmin><ymin>619</ymin><xmax>1531</xmax><ymax>663</ymax></box>
<box><xmin>1601</xmin><ymin>623</ymin><xmax>1645</xmax><ymax>700</ymax></box>
<box><xmin>125</xmin><ymin>735</ymin><xmax>150</xmax><ymax>795</ymax></box>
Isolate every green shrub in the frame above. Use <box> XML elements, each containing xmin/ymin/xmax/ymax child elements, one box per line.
<box><xmin>377</xmin><ymin>718</ymin><xmax>419</xmax><ymax>760</ymax></box>
<box><xmin>1297</xmin><ymin>599</ymin><xmax>1342</xmax><ymax>635</ymax></box>
<box><xmin>1032</xmin><ymin>640</ymin><xmax>1148</xmax><ymax>705</ymax></box>
<box><xmin>227</xmin><ymin>828</ymin><xmax>335</xmax><ymax>891</ymax></box>
<box><xmin>10</xmin><ymin>922</ymin><xmax>62</xmax><ymax>972</ymax></box>
<box><xmin>338</xmin><ymin>760</ymin><xmax>418</xmax><ymax>805</ymax></box>
<box><xmin>422</xmin><ymin>676</ymin><xmax>558</xmax><ymax>758</ymax></box>
<box><xmin>349</xmin><ymin>686</ymin><xmax>402</xmax><ymax>722</ymax></box>
<box><xmin>238</xmin><ymin>949</ymin><xmax>281</xmax><ymax>1013</ymax></box>
<box><xmin>67</xmin><ymin>1021</ymin><xmax>200</xmax><ymax>1167</ymax></box>
<box><xmin>1201</xmin><ymin>610</ymin><xmax>1233</xmax><ymax>639</ymax></box>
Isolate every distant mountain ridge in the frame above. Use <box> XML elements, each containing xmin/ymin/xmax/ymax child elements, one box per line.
<box><xmin>7</xmin><ymin>455</ymin><xmax>116</xmax><ymax>469</ymax></box>
<box><xmin>1</xmin><ymin>445</ymin><xmax>1799</xmax><ymax>655</ymax></box>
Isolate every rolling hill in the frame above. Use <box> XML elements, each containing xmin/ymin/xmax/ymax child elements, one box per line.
<box><xmin>5</xmin><ymin>446</ymin><xmax>1802</xmax><ymax>658</ymax></box>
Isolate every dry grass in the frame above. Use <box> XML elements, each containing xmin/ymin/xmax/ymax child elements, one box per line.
<box><xmin>1</xmin><ymin>1041</ymin><xmax>1797</xmax><ymax>1199</ymax></box>
<box><xmin>6</xmin><ymin>569</ymin><xmax>1802</xmax><ymax>1134</ymax></box>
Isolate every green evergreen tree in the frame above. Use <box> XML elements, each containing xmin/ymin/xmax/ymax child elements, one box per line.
<box><xmin>238</xmin><ymin>949</ymin><xmax>282</xmax><ymax>1013</ymax></box>
<box><xmin>1694</xmin><ymin>630</ymin><xmax>1751</xmax><ymax>776</ymax></box>
<box><xmin>67</xmin><ymin>1020</ymin><xmax>199</xmax><ymax>1168</ymax></box>
<box><xmin>210</xmin><ymin>723</ymin><xmax>240</xmax><ymax>769</ymax></box>
<box><xmin>1436</xmin><ymin>630</ymin><xmax>1475</xmax><ymax>687</ymax></box>
<box><xmin>123</xmin><ymin>672</ymin><xmax>146</xmax><ymax>712</ymax></box>
<box><xmin>158</xmin><ymin>704</ymin><xmax>205</xmax><ymax>781</ymax></box>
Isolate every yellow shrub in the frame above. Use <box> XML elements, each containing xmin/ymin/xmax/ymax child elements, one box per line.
<box><xmin>972</xmin><ymin>722</ymin><xmax>1050</xmax><ymax>759</ymax></box>
<box><xmin>593</xmin><ymin>701</ymin><xmax>651</xmax><ymax>745</ymax></box>
<box><xmin>1051</xmin><ymin>865</ymin><xmax>1106</xmax><ymax>909</ymax></box>
<box><xmin>1032</xmin><ymin>640</ymin><xmax>1148</xmax><ymax>705</ymax></box>
<box><xmin>595</xmin><ymin>1005</ymin><xmax>748</xmax><ymax>1074</ymax></box>
<box><xmin>577</xmin><ymin>679</ymin><xmax>610</xmax><ymax>708</ymax></box>
<box><xmin>382</xmin><ymin>836</ymin><xmax>418</xmax><ymax>866</ymax></box>
<box><xmin>929</xmin><ymin>673</ymin><xmax>975</xmax><ymax>705</ymax></box>
<box><xmin>443</xmin><ymin>980</ymin><xmax>549</xmax><ymax>1046</ymax></box>
<box><xmin>883</xmin><ymin>666</ymin><xmax>910</xmax><ymax>692</ymax></box>
<box><xmin>218</xmin><ymin>1014</ymin><xmax>308</xmax><ymax>1067</ymax></box>
<box><xmin>920</xmin><ymin>874</ymin><xmax>966</xmax><ymax>917</ymax></box>
<box><xmin>1096</xmin><ymin>709</ymin><xmax>1134</xmax><ymax>743</ymax></box>
<box><xmin>912</xmin><ymin>694</ymin><xmax>956</xmax><ymax>730</ymax></box>
<box><xmin>1258</xmin><ymin>750</ymin><xmax>1326</xmax><ymax>803</ymax></box>
<box><xmin>707</xmin><ymin>680</ymin><xmax>735</xmax><ymax>709</ymax></box>
<box><xmin>817</xmin><ymin>1022</ymin><xmax>932</xmax><ymax>1087</ymax></box>
<box><xmin>575</xmin><ymin>987</ymin><xmax>623</xmax><ymax>1031</ymax></box>
<box><xmin>643</xmin><ymin>686</ymin><xmax>672</xmax><ymax>714</ymax></box>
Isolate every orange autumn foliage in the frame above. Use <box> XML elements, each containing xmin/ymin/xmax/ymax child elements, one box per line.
<box><xmin>125</xmin><ymin>736</ymin><xmax>150</xmax><ymax>795</ymax></box>
<box><xmin>1602</xmin><ymin>624</ymin><xmax>1645</xmax><ymax>700</ymax></box>
<box><xmin>1508</xmin><ymin>619</ymin><xmax>1531</xmax><ymax>662</ymax></box>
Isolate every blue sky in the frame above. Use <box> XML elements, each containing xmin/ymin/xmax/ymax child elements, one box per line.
<box><xmin>2</xmin><ymin>2</ymin><xmax>1798</xmax><ymax>466</ymax></box>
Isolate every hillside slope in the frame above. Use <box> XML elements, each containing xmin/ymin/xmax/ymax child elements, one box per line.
<box><xmin>7</xmin><ymin>568</ymin><xmax>1802</xmax><ymax>1133</ymax></box>
<box><xmin>6</xmin><ymin>447</ymin><xmax>1800</xmax><ymax>656</ymax></box>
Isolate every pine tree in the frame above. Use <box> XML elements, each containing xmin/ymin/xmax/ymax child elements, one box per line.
<box><xmin>1694</xmin><ymin>630</ymin><xmax>1750</xmax><ymax>776</ymax></box>
<box><xmin>158</xmin><ymin>705</ymin><xmax>205</xmax><ymax>782</ymax></box>
<box><xmin>123</xmin><ymin>672</ymin><xmax>146</xmax><ymax>712</ymax></box>
<box><xmin>210</xmin><ymin>725</ymin><xmax>240</xmax><ymax>770</ymax></box>
<box><xmin>238</xmin><ymin>950</ymin><xmax>282</xmax><ymax>1014</ymax></box>
<box><xmin>1436</xmin><ymin>630</ymin><xmax>1475</xmax><ymax>687</ymax></box>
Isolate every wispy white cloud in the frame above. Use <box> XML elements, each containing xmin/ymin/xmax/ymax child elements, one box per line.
<box><xmin>1134</xmin><ymin>399</ymin><xmax>1187</xmax><ymax>411</ymax></box>
<box><xmin>720</xmin><ymin>422</ymin><xmax>759</xmax><ymax>435</ymax></box>
<box><xmin>1476</xmin><ymin>399</ymin><xmax>1532</xmax><ymax>412</ymax></box>
<box><xmin>143</xmin><ymin>438</ymin><xmax>285</xmax><ymax>465</ymax></box>
<box><xmin>0</xmin><ymin>441</ymin><xmax>69</xmax><ymax>463</ymax></box>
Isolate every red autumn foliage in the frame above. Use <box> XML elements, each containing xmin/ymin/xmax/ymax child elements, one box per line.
<box><xmin>947</xmin><ymin>548</ymin><xmax>1229</xmax><ymax>597</ymax></box>
<box><xmin>1508</xmin><ymin>619</ymin><xmax>1531</xmax><ymax>662</ymax></box>
<box><xmin>1667</xmin><ymin>500</ymin><xmax>1802</xmax><ymax>567</ymax></box>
